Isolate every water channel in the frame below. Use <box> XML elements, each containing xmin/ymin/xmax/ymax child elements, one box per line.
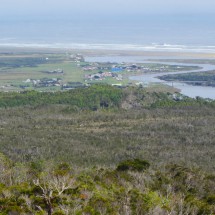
<box><xmin>85</xmin><ymin>56</ymin><xmax>215</xmax><ymax>99</ymax></box>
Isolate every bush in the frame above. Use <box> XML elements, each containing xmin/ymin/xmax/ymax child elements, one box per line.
<box><xmin>116</xmin><ymin>159</ymin><xmax>150</xmax><ymax>172</ymax></box>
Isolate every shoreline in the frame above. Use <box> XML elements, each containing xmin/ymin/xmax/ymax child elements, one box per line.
<box><xmin>0</xmin><ymin>46</ymin><xmax>215</xmax><ymax>59</ymax></box>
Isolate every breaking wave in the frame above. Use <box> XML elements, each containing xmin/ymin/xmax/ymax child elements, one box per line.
<box><xmin>0</xmin><ymin>42</ymin><xmax>215</xmax><ymax>53</ymax></box>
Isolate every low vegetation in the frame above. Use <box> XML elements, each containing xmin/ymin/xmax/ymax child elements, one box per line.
<box><xmin>0</xmin><ymin>85</ymin><xmax>214</xmax><ymax>214</ymax></box>
<box><xmin>159</xmin><ymin>70</ymin><xmax>215</xmax><ymax>87</ymax></box>
<box><xmin>0</xmin><ymin>156</ymin><xmax>214</xmax><ymax>214</ymax></box>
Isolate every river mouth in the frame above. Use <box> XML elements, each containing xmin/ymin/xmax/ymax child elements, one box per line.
<box><xmin>129</xmin><ymin>61</ymin><xmax>215</xmax><ymax>99</ymax></box>
<box><xmin>85</xmin><ymin>55</ymin><xmax>215</xmax><ymax>99</ymax></box>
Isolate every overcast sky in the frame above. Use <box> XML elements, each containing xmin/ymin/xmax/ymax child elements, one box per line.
<box><xmin>1</xmin><ymin>0</ymin><xmax>215</xmax><ymax>16</ymax></box>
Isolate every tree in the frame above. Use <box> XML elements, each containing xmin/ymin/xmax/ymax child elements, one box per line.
<box><xmin>33</xmin><ymin>175</ymin><xmax>75</xmax><ymax>215</ymax></box>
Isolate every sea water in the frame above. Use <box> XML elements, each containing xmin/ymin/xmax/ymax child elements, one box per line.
<box><xmin>0</xmin><ymin>14</ymin><xmax>215</xmax><ymax>52</ymax></box>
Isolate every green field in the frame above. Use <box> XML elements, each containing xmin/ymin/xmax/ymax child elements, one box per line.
<box><xmin>0</xmin><ymin>52</ymin><xmax>202</xmax><ymax>92</ymax></box>
<box><xmin>0</xmin><ymin>53</ymin><xmax>85</xmax><ymax>91</ymax></box>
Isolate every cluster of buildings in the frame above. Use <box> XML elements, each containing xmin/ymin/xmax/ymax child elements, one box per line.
<box><xmin>70</xmin><ymin>54</ymin><xmax>85</xmax><ymax>62</ymax></box>
<box><xmin>23</xmin><ymin>78</ymin><xmax>62</xmax><ymax>88</ymax></box>
<box><xmin>123</xmin><ymin>64</ymin><xmax>169</xmax><ymax>73</ymax></box>
<box><xmin>42</xmin><ymin>69</ymin><xmax>64</xmax><ymax>74</ymax></box>
<box><xmin>82</xmin><ymin>66</ymin><xmax>98</xmax><ymax>71</ymax></box>
<box><xmin>84</xmin><ymin>71</ymin><xmax>122</xmax><ymax>81</ymax></box>
<box><xmin>82</xmin><ymin>62</ymin><xmax>169</xmax><ymax>74</ymax></box>
<box><xmin>82</xmin><ymin>63</ymin><xmax>160</xmax><ymax>82</ymax></box>
<box><xmin>21</xmin><ymin>67</ymin><xmax>65</xmax><ymax>89</ymax></box>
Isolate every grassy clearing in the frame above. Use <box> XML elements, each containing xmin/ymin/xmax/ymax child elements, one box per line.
<box><xmin>0</xmin><ymin>53</ymin><xmax>85</xmax><ymax>91</ymax></box>
<box><xmin>0</xmin><ymin>62</ymin><xmax>83</xmax><ymax>84</ymax></box>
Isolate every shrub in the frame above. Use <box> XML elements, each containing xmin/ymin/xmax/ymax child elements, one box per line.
<box><xmin>116</xmin><ymin>159</ymin><xmax>150</xmax><ymax>172</ymax></box>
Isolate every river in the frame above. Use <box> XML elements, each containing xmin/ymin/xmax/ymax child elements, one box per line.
<box><xmin>85</xmin><ymin>56</ymin><xmax>215</xmax><ymax>99</ymax></box>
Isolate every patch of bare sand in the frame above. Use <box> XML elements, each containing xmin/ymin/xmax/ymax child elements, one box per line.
<box><xmin>0</xmin><ymin>46</ymin><xmax>215</xmax><ymax>59</ymax></box>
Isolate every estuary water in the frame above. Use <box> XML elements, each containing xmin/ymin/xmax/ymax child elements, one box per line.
<box><xmin>86</xmin><ymin>56</ymin><xmax>215</xmax><ymax>99</ymax></box>
<box><xmin>130</xmin><ymin>61</ymin><xmax>215</xmax><ymax>99</ymax></box>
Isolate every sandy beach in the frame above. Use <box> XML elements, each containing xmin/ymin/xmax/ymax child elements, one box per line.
<box><xmin>1</xmin><ymin>46</ymin><xmax>215</xmax><ymax>59</ymax></box>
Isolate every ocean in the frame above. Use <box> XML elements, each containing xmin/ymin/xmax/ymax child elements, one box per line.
<box><xmin>0</xmin><ymin>14</ymin><xmax>215</xmax><ymax>52</ymax></box>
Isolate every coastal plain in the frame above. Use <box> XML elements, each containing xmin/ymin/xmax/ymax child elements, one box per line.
<box><xmin>0</xmin><ymin>47</ymin><xmax>212</xmax><ymax>92</ymax></box>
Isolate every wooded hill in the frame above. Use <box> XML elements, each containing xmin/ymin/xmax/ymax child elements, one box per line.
<box><xmin>0</xmin><ymin>85</ymin><xmax>214</xmax><ymax>214</ymax></box>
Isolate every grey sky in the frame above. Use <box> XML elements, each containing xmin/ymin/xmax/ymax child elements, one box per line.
<box><xmin>1</xmin><ymin>0</ymin><xmax>215</xmax><ymax>16</ymax></box>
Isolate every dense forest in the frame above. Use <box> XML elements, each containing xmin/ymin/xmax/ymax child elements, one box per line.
<box><xmin>0</xmin><ymin>85</ymin><xmax>215</xmax><ymax>214</ymax></box>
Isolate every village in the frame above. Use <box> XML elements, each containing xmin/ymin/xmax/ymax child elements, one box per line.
<box><xmin>23</xmin><ymin>77</ymin><xmax>62</xmax><ymax>88</ymax></box>
<box><xmin>18</xmin><ymin>60</ymin><xmax>176</xmax><ymax>89</ymax></box>
<box><xmin>0</xmin><ymin>52</ymin><xmax>193</xmax><ymax>92</ymax></box>
<box><xmin>84</xmin><ymin>70</ymin><xmax>123</xmax><ymax>81</ymax></box>
<box><xmin>82</xmin><ymin>61</ymin><xmax>169</xmax><ymax>82</ymax></box>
